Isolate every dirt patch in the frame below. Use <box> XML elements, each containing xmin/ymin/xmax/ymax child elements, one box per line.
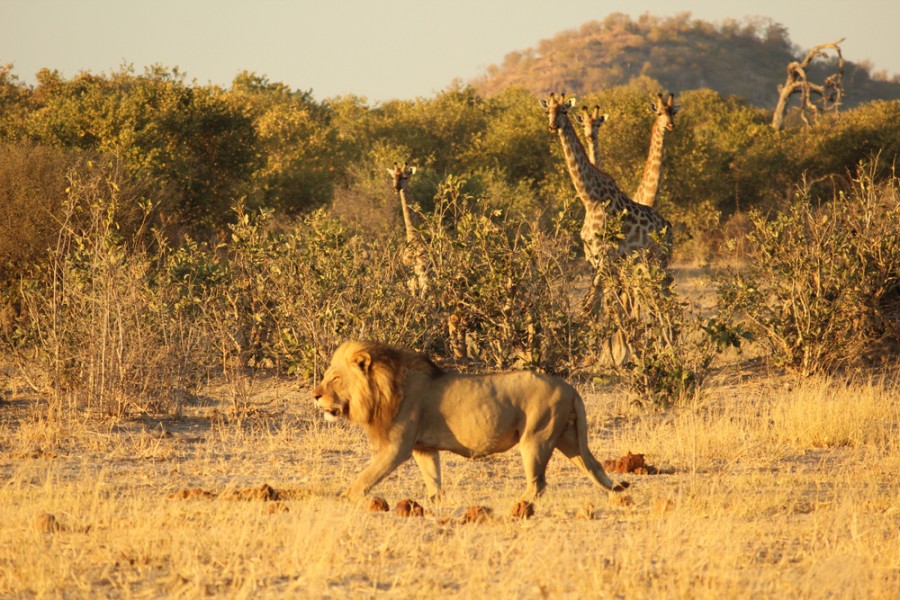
<box><xmin>168</xmin><ymin>483</ymin><xmax>312</xmax><ymax>502</ymax></box>
<box><xmin>603</xmin><ymin>451</ymin><xmax>660</xmax><ymax>475</ymax></box>
<box><xmin>395</xmin><ymin>499</ymin><xmax>424</xmax><ymax>517</ymax></box>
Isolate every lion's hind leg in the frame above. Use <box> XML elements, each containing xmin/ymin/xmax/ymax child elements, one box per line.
<box><xmin>412</xmin><ymin>449</ymin><xmax>442</xmax><ymax>502</ymax></box>
<box><xmin>517</xmin><ymin>435</ymin><xmax>554</xmax><ymax>501</ymax></box>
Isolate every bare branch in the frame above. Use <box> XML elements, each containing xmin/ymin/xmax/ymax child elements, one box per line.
<box><xmin>772</xmin><ymin>39</ymin><xmax>845</xmax><ymax>130</ymax></box>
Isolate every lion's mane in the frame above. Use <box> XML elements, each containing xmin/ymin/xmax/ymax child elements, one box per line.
<box><xmin>330</xmin><ymin>340</ymin><xmax>442</xmax><ymax>448</ymax></box>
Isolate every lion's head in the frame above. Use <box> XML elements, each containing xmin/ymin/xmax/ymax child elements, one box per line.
<box><xmin>313</xmin><ymin>340</ymin><xmax>442</xmax><ymax>447</ymax></box>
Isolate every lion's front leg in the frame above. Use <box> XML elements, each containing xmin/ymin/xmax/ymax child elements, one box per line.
<box><xmin>342</xmin><ymin>436</ymin><xmax>416</xmax><ymax>501</ymax></box>
<box><xmin>412</xmin><ymin>449</ymin><xmax>442</xmax><ymax>501</ymax></box>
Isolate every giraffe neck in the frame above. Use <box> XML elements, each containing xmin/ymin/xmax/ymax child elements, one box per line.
<box><xmin>585</xmin><ymin>132</ymin><xmax>601</xmax><ymax>168</ymax></box>
<box><xmin>557</xmin><ymin>118</ymin><xmax>628</xmax><ymax>214</ymax></box>
<box><xmin>633</xmin><ymin>121</ymin><xmax>666</xmax><ymax>208</ymax></box>
<box><xmin>398</xmin><ymin>188</ymin><xmax>418</xmax><ymax>243</ymax></box>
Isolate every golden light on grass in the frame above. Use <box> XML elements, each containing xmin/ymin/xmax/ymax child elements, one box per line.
<box><xmin>1</xmin><ymin>371</ymin><xmax>897</xmax><ymax>598</ymax></box>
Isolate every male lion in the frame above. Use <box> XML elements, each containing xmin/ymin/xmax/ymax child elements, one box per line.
<box><xmin>313</xmin><ymin>340</ymin><xmax>628</xmax><ymax>502</ymax></box>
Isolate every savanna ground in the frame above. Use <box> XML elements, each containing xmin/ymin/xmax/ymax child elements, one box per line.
<box><xmin>1</xmin><ymin>267</ymin><xmax>897</xmax><ymax>599</ymax></box>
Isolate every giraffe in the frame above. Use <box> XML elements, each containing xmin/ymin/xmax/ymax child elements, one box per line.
<box><xmin>539</xmin><ymin>93</ymin><xmax>672</xmax><ymax>271</ymax></box>
<box><xmin>575</xmin><ymin>105</ymin><xmax>609</xmax><ymax>168</ymax></box>
<box><xmin>632</xmin><ymin>93</ymin><xmax>680</xmax><ymax>208</ymax></box>
<box><xmin>388</xmin><ymin>162</ymin><xmax>429</xmax><ymax>298</ymax></box>
<box><xmin>540</xmin><ymin>93</ymin><xmax>673</xmax><ymax>367</ymax></box>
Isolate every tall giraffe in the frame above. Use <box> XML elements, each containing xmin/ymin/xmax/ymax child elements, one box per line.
<box><xmin>388</xmin><ymin>162</ymin><xmax>429</xmax><ymax>298</ymax></box>
<box><xmin>632</xmin><ymin>93</ymin><xmax>680</xmax><ymax>208</ymax></box>
<box><xmin>539</xmin><ymin>93</ymin><xmax>672</xmax><ymax>270</ymax></box>
<box><xmin>575</xmin><ymin>105</ymin><xmax>608</xmax><ymax>168</ymax></box>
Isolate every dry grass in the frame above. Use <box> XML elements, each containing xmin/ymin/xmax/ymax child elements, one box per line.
<box><xmin>1</xmin><ymin>372</ymin><xmax>898</xmax><ymax>599</ymax></box>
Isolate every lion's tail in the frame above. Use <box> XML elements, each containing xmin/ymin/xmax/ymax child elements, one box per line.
<box><xmin>574</xmin><ymin>393</ymin><xmax>628</xmax><ymax>493</ymax></box>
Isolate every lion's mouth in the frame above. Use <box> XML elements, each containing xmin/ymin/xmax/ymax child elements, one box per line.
<box><xmin>322</xmin><ymin>407</ymin><xmax>343</xmax><ymax>421</ymax></box>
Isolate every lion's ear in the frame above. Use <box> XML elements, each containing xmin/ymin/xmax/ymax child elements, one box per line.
<box><xmin>353</xmin><ymin>351</ymin><xmax>371</xmax><ymax>373</ymax></box>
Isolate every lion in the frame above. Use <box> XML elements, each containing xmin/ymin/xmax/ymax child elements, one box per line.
<box><xmin>312</xmin><ymin>340</ymin><xmax>628</xmax><ymax>502</ymax></box>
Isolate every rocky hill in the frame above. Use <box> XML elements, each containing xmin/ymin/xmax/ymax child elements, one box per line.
<box><xmin>472</xmin><ymin>13</ymin><xmax>900</xmax><ymax>108</ymax></box>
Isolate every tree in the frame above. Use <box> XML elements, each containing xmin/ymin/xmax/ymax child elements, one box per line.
<box><xmin>771</xmin><ymin>39</ymin><xmax>845</xmax><ymax>130</ymax></box>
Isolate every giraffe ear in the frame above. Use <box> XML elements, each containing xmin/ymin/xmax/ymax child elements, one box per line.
<box><xmin>672</xmin><ymin>105</ymin><xmax>682</xmax><ymax>115</ymax></box>
<box><xmin>565</xmin><ymin>97</ymin><xmax>577</xmax><ymax>108</ymax></box>
<box><xmin>574</xmin><ymin>113</ymin><xmax>585</xmax><ymax>125</ymax></box>
<box><xmin>408</xmin><ymin>166</ymin><xmax>417</xmax><ymax>175</ymax></box>
<box><xmin>386</xmin><ymin>168</ymin><xmax>395</xmax><ymax>176</ymax></box>
<box><xmin>539</xmin><ymin>99</ymin><xmax>550</xmax><ymax>110</ymax></box>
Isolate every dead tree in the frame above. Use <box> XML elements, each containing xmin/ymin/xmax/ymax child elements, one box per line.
<box><xmin>772</xmin><ymin>39</ymin><xmax>845</xmax><ymax>130</ymax></box>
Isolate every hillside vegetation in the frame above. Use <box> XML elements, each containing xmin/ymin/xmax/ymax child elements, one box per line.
<box><xmin>1</xmin><ymin>60</ymin><xmax>898</xmax><ymax>405</ymax></box>
<box><xmin>473</xmin><ymin>13</ymin><xmax>900</xmax><ymax>108</ymax></box>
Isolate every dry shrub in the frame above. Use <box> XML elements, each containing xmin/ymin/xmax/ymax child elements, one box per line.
<box><xmin>717</xmin><ymin>160</ymin><xmax>900</xmax><ymax>375</ymax></box>
<box><xmin>11</xmin><ymin>161</ymin><xmax>202</xmax><ymax>420</ymax></box>
<box><xmin>0</xmin><ymin>144</ymin><xmax>73</xmax><ymax>270</ymax></box>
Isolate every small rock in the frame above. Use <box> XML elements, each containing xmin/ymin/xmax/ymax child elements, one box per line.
<box><xmin>395</xmin><ymin>498</ymin><xmax>424</xmax><ymax>517</ymax></box>
<box><xmin>510</xmin><ymin>501</ymin><xmax>535</xmax><ymax>520</ymax></box>
<box><xmin>34</xmin><ymin>512</ymin><xmax>65</xmax><ymax>533</ymax></box>
<box><xmin>460</xmin><ymin>505</ymin><xmax>493</xmax><ymax>524</ymax></box>
<box><xmin>368</xmin><ymin>497</ymin><xmax>390</xmax><ymax>512</ymax></box>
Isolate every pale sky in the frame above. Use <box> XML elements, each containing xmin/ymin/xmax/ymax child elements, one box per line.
<box><xmin>2</xmin><ymin>0</ymin><xmax>898</xmax><ymax>103</ymax></box>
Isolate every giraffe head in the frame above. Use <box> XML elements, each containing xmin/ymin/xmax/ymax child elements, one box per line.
<box><xmin>575</xmin><ymin>105</ymin><xmax>609</xmax><ymax>139</ymax></box>
<box><xmin>650</xmin><ymin>93</ymin><xmax>681</xmax><ymax>133</ymax></box>
<box><xmin>387</xmin><ymin>162</ymin><xmax>417</xmax><ymax>193</ymax></box>
<box><xmin>539</xmin><ymin>93</ymin><xmax>576</xmax><ymax>133</ymax></box>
